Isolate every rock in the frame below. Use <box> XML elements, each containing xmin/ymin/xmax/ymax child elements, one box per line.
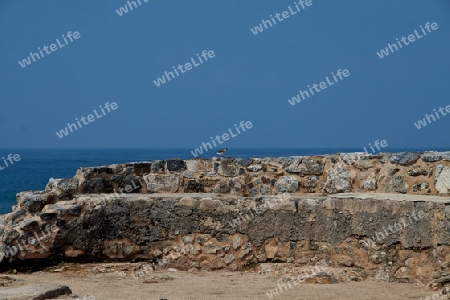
<box><xmin>341</xmin><ymin>153</ymin><xmax>362</xmax><ymax>165</ymax></box>
<box><xmin>182</xmin><ymin>235</ymin><xmax>194</xmax><ymax>244</ymax></box>
<box><xmin>167</xmin><ymin>160</ymin><xmax>186</xmax><ymax>172</ymax></box>
<box><xmin>182</xmin><ymin>171</ymin><xmax>194</xmax><ymax>179</ymax></box>
<box><xmin>186</xmin><ymin>159</ymin><xmax>213</xmax><ymax>172</ymax></box>
<box><xmin>407</xmin><ymin>167</ymin><xmax>428</xmax><ymax>177</ymax></box>
<box><xmin>232</xmin><ymin>235</ymin><xmax>243</xmax><ymax>250</ymax></box>
<box><xmin>285</xmin><ymin>158</ymin><xmax>303</xmax><ymax>173</ymax></box>
<box><xmin>421</xmin><ymin>152</ymin><xmax>450</xmax><ymax>162</ymax></box>
<box><xmin>218</xmin><ymin>159</ymin><xmax>239</xmax><ymax>177</ymax></box>
<box><xmin>237</xmin><ymin>158</ymin><xmax>253</xmax><ymax>168</ymax></box>
<box><xmin>388</xmin><ymin>168</ymin><xmax>400</xmax><ymax>176</ymax></box>
<box><xmin>247</xmin><ymin>164</ymin><xmax>262</xmax><ymax>172</ymax></box>
<box><xmin>261</xmin><ymin>185</ymin><xmax>270</xmax><ymax>195</ymax></box>
<box><xmin>184</xmin><ymin>180</ymin><xmax>204</xmax><ymax>193</ymax></box>
<box><xmin>197</xmin><ymin>235</ymin><xmax>209</xmax><ymax>246</ymax></box>
<box><xmin>362</xmin><ymin>175</ymin><xmax>377</xmax><ymax>191</ymax></box>
<box><xmin>299</xmin><ymin>159</ymin><xmax>324</xmax><ymax>175</ymax></box>
<box><xmin>80</xmin><ymin>178</ymin><xmax>114</xmax><ymax>194</ymax></box>
<box><xmin>0</xmin><ymin>284</ymin><xmax>72</xmax><ymax>300</ymax></box>
<box><xmin>394</xmin><ymin>266</ymin><xmax>411</xmax><ymax>279</ymax></box>
<box><xmin>119</xmin><ymin>176</ymin><xmax>143</xmax><ymax>193</ymax></box>
<box><xmin>212</xmin><ymin>182</ymin><xmax>230</xmax><ymax>194</ymax></box>
<box><xmin>435</xmin><ymin>164</ymin><xmax>450</xmax><ymax>194</ymax></box>
<box><xmin>384</xmin><ymin>176</ymin><xmax>408</xmax><ymax>193</ymax></box>
<box><xmin>151</xmin><ymin>160</ymin><xmax>165</xmax><ymax>172</ymax></box>
<box><xmin>390</xmin><ymin>152</ymin><xmax>421</xmax><ymax>166</ymax></box>
<box><xmin>130</xmin><ymin>163</ymin><xmax>152</xmax><ymax>176</ymax></box>
<box><xmin>324</xmin><ymin>165</ymin><xmax>352</xmax><ymax>193</ymax></box>
<box><xmin>277</xmin><ymin>176</ymin><xmax>299</xmax><ymax>193</ymax></box>
<box><xmin>144</xmin><ymin>174</ymin><xmax>180</xmax><ymax>193</ymax></box>
<box><xmin>68</xmin><ymin>205</ymin><xmax>82</xmax><ymax>216</ymax></box>
<box><xmin>203</xmin><ymin>242</ymin><xmax>220</xmax><ymax>254</ymax></box>
<box><xmin>224</xmin><ymin>254</ymin><xmax>235</xmax><ymax>265</ymax></box>
<box><xmin>56</xmin><ymin>178</ymin><xmax>79</xmax><ymax>197</ymax></box>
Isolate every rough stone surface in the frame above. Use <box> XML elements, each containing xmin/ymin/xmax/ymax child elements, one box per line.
<box><xmin>385</xmin><ymin>176</ymin><xmax>409</xmax><ymax>194</ymax></box>
<box><xmin>3</xmin><ymin>151</ymin><xmax>450</xmax><ymax>287</ymax></box>
<box><xmin>390</xmin><ymin>152</ymin><xmax>421</xmax><ymax>166</ymax></box>
<box><xmin>0</xmin><ymin>284</ymin><xmax>72</xmax><ymax>300</ymax></box>
<box><xmin>324</xmin><ymin>165</ymin><xmax>352</xmax><ymax>193</ymax></box>
<box><xmin>435</xmin><ymin>164</ymin><xmax>450</xmax><ymax>194</ymax></box>
<box><xmin>277</xmin><ymin>176</ymin><xmax>298</xmax><ymax>193</ymax></box>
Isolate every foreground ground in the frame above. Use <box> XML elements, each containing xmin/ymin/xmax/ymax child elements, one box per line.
<box><xmin>0</xmin><ymin>262</ymin><xmax>443</xmax><ymax>300</ymax></box>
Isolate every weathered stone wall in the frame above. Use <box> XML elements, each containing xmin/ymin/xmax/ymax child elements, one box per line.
<box><xmin>43</xmin><ymin>151</ymin><xmax>450</xmax><ymax>201</ymax></box>
<box><xmin>3</xmin><ymin>151</ymin><xmax>450</xmax><ymax>287</ymax></box>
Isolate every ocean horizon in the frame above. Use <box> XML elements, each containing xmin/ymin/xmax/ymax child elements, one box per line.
<box><xmin>0</xmin><ymin>147</ymin><xmax>447</xmax><ymax>215</ymax></box>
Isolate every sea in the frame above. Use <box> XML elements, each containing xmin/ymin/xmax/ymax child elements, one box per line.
<box><xmin>0</xmin><ymin>147</ymin><xmax>444</xmax><ymax>215</ymax></box>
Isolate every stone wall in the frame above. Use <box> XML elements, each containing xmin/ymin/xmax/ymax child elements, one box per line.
<box><xmin>2</xmin><ymin>151</ymin><xmax>450</xmax><ymax>287</ymax></box>
<box><xmin>60</xmin><ymin>151</ymin><xmax>450</xmax><ymax>198</ymax></box>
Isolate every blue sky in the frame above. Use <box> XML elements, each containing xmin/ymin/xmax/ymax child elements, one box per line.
<box><xmin>1</xmin><ymin>0</ymin><xmax>449</xmax><ymax>149</ymax></box>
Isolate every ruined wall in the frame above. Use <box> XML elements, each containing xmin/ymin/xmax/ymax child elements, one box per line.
<box><xmin>45</xmin><ymin>151</ymin><xmax>450</xmax><ymax>201</ymax></box>
<box><xmin>3</xmin><ymin>151</ymin><xmax>450</xmax><ymax>286</ymax></box>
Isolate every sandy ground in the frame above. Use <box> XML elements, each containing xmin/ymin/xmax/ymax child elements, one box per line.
<box><xmin>1</xmin><ymin>262</ymin><xmax>442</xmax><ymax>300</ymax></box>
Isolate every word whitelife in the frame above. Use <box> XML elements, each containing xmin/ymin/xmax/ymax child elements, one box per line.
<box><xmin>363</xmin><ymin>139</ymin><xmax>388</xmax><ymax>154</ymax></box>
<box><xmin>362</xmin><ymin>210</ymin><xmax>426</xmax><ymax>249</ymax></box>
<box><xmin>18</xmin><ymin>31</ymin><xmax>81</xmax><ymax>68</ymax></box>
<box><xmin>153</xmin><ymin>50</ymin><xmax>216</xmax><ymax>87</ymax></box>
<box><xmin>250</xmin><ymin>0</ymin><xmax>313</xmax><ymax>35</ymax></box>
<box><xmin>414</xmin><ymin>105</ymin><xmax>450</xmax><ymax>129</ymax></box>
<box><xmin>56</xmin><ymin>102</ymin><xmax>118</xmax><ymax>139</ymax></box>
<box><xmin>266</xmin><ymin>263</ymin><xmax>332</xmax><ymax>298</ymax></box>
<box><xmin>376</xmin><ymin>22</ymin><xmax>439</xmax><ymax>59</ymax></box>
<box><xmin>116</xmin><ymin>0</ymin><xmax>150</xmax><ymax>16</ymax></box>
<box><xmin>191</xmin><ymin>121</ymin><xmax>253</xmax><ymax>157</ymax></box>
<box><xmin>287</xmin><ymin>69</ymin><xmax>350</xmax><ymax>106</ymax></box>
<box><xmin>0</xmin><ymin>153</ymin><xmax>21</xmax><ymax>171</ymax></box>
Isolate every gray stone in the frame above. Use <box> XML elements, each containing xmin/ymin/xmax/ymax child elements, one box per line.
<box><xmin>151</xmin><ymin>160</ymin><xmax>165</xmax><ymax>172</ymax></box>
<box><xmin>186</xmin><ymin>159</ymin><xmax>212</xmax><ymax>172</ymax></box>
<box><xmin>224</xmin><ymin>254</ymin><xmax>235</xmax><ymax>265</ymax></box>
<box><xmin>167</xmin><ymin>159</ymin><xmax>186</xmax><ymax>172</ymax></box>
<box><xmin>183</xmin><ymin>171</ymin><xmax>194</xmax><ymax>178</ymax></box>
<box><xmin>435</xmin><ymin>164</ymin><xmax>450</xmax><ymax>194</ymax></box>
<box><xmin>232</xmin><ymin>235</ymin><xmax>243</xmax><ymax>250</ymax></box>
<box><xmin>0</xmin><ymin>284</ymin><xmax>72</xmax><ymax>300</ymax></box>
<box><xmin>247</xmin><ymin>164</ymin><xmax>262</xmax><ymax>172</ymax></box>
<box><xmin>341</xmin><ymin>153</ymin><xmax>363</xmax><ymax>165</ymax></box>
<box><xmin>218</xmin><ymin>159</ymin><xmax>239</xmax><ymax>177</ymax></box>
<box><xmin>407</xmin><ymin>168</ymin><xmax>428</xmax><ymax>177</ymax></box>
<box><xmin>384</xmin><ymin>176</ymin><xmax>409</xmax><ymax>193</ymax></box>
<box><xmin>388</xmin><ymin>168</ymin><xmax>400</xmax><ymax>176</ymax></box>
<box><xmin>362</xmin><ymin>176</ymin><xmax>377</xmax><ymax>191</ymax></box>
<box><xmin>324</xmin><ymin>165</ymin><xmax>352</xmax><ymax>193</ymax></box>
<box><xmin>237</xmin><ymin>158</ymin><xmax>253</xmax><ymax>167</ymax></box>
<box><xmin>261</xmin><ymin>185</ymin><xmax>270</xmax><ymax>195</ymax></box>
<box><xmin>144</xmin><ymin>174</ymin><xmax>180</xmax><ymax>193</ymax></box>
<box><xmin>56</xmin><ymin>178</ymin><xmax>79</xmax><ymax>195</ymax></box>
<box><xmin>68</xmin><ymin>205</ymin><xmax>82</xmax><ymax>216</ymax></box>
<box><xmin>2</xmin><ymin>228</ymin><xmax>19</xmax><ymax>244</ymax></box>
<box><xmin>277</xmin><ymin>176</ymin><xmax>299</xmax><ymax>193</ymax></box>
<box><xmin>299</xmin><ymin>159</ymin><xmax>324</xmax><ymax>175</ymax></box>
<box><xmin>184</xmin><ymin>180</ymin><xmax>204</xmax><ymax>193</ymax></box>
<box><xmin>182</xmin><ymin>235</ymin><xmax>194</xmax><ymax>244</ymax></box>
<box><xmin>390</xmin><ymin>152</ymin><xmax>421</xmax><ymax>166</ymax></box>
<box><xmin>80</xmin><ymin>178</ymin><xmax>114</xmax><ymax>194</ymax></box>
<box><xmin>285</xmin><ymin>158</ymin><xmax>303</xmax><ymax>173</ymax></box>
<box><xmin>119</xmin><ymin>175</ymin><xmax>143</xmax><ymax>193</ymax></box>
<box><xmin>421</xmin><ymin>151</ymin><xmax>450</xmax><ymax>162</ymax></box>
<box><xmin>212</xmin><ymin>182</ymin><xmax>230</xmax><ymax>194</ymax></box>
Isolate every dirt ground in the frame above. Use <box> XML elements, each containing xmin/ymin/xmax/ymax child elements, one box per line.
<box><xmin>1</xmin><ymin>262</ymin><xmax>443</xmax><ymax>300</ymax></box>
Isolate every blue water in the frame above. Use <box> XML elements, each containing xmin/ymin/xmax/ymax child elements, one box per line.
<box><xmin>0</xmin><ymin>147</ymin><xmax>445</xmax><ymax>215</ymax></box>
